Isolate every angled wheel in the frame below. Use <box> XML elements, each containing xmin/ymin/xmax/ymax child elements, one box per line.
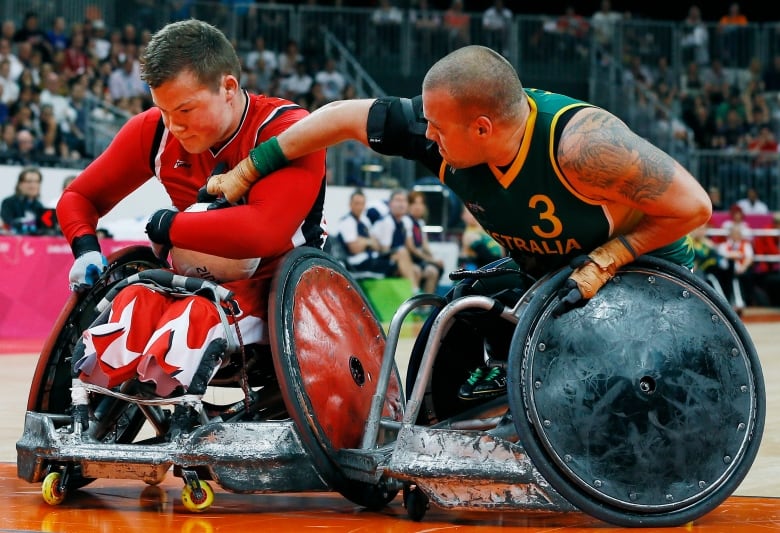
<box><xmin>507</xmin><ymin>256</ymin><xmax>765</xmax><ymax>527</ymax></box>
<box><xmin>181</xmin><ymin>480</ymin><xmax>214</xmax><ymax>512</ymax></box>
<box><xmin>41</xmin><ymin>471</ymin><xmax>66</xmax><ymax>505</ymax></box>
<box><xmin>25</xmin><ymin>246</ymin><xmax>168</xmax><ymax>489</ymax></box>
<box><xmin>269</xmin><ymin>247</ymin><xmax>404</xmax><ymax>510</ymax></box>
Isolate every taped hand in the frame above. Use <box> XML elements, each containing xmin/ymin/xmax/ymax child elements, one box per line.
<box><xmin>552</xmin><ymin>237</ymin><xmax>637</xmax><ymax>317</ymax></box>
<box><xmin>205</xmin><ymin>158</ymin><xmax>257</xmax><ymax>204</ymax></box>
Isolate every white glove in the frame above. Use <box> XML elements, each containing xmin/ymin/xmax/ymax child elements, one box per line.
<box><xmin>69</xmin><ymin>251</ymin><xmax>108</xmax><ymax>292</ymax></box>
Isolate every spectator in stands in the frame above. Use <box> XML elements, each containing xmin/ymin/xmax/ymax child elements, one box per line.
<box><xmin>554</xmin><ymin>4</ymin><xmax>590</xmax><ymax>60</ymax></box>
<box><xmin>314</xmin><ymin>57</ymin><xmax>345</xmax><ymax>103</ymax></box>
<box><xmin>372</xmin><ymin>0</ymin><xmax>403</xmax><ymax>26</ymax></box>
<box><xmin>0</xmin><ymin>38</ymin><xmax>23</xmax><ymax>81</ymax></box>
<box><xmin>443</xmin><ymin>0</ymin><xmax>470</xmax><ymax>52</ymax></box>
<box><xmin>244</xmin><ymin>34</ymin><xmax>278</xmax><ymax>76</ymax></box>
<box><xmin>409</xmin><ymin>0</ymin><xmax>442</xmax><ymax>62</ymax></box>
<box><xmin>279</xmin><ymin>61</ymin><xmax>312</xmax><ymax>102</ymax></box>
<box><xmin>0</xmin><ymin>122</ymin><xmax>16</xmax><ymax>153</ymax></box>
<box><xmin>371</xmin><ymin>0</ymin><xmax>403</xmax><ymax>60</ymax></box>
<box><xmin>712</xmin><ymin>107</ymin><xmax>749</xmax><ymax>152</ymax></box>
<box><xmin>590</xmin><ymin>0</ymin><xmax>621</xmax><ymax>66</ymax></box>
<box><xmin>108</xmin><ymin>54</ymin><xmax>149</xmax><ymax>100</ymax></box>
<box><xmin>371</xmin><ymin>189</ymin><xmax>423</xmax><ymax>292</ymax></box>
<box><xmin>406</xmin><ymin>190</ymin><xmax>444</xmax><ymax>294</ymax></box>
<box><xmin>62</xmin><ymin>30</ymin><xmax>90</xmax><ymax>80</ymax></box>
<box><xmin>747</xmin><ymin>126</ymin><xmax>780</xmax><ymax>188</ymax></box>
<box><xmin>751</xmin><ymin>213</ymin><xmax>780</xmax><ymax>304</ymax></box>
<box><xmin>737</xmin><ymin>187</ymin><xmax>770</xmax><ymax>215</ymax></box>
<box><xmin>89</xmin><ymin>20</ymin><xmax>112</xmax><ymax>62</ymax></box>
<box><xmin>701</xmin><ymin>58</ymin><xmax>730</xmax><ymax>107</ymax></box>
<box><xmin>717</xmin><ymin>3</ymin><xmax>748</xmax><ymax>67</ymax></box>
<box><xmin>2</xmin><ymin>128</ymin><xmax>44</xmax><ymax>166</ymax></box>
<box><xmin>680</xmin><ymin>5</ymin><xmax>709</xmax><ymax>66</ymax></box>
<box><xmin>336</xmin><ymin>189</ymin><xmax>392</xmax><ymax>276</ymax></box>
<box><xmin>708</xmin><ymin>185</ymin><xmax>725</xmax><ymax>211</ymax></box>
<box><xmin>39</xmin><ymin>71</ymin><xmax>79</xmax><ymax>142</ymax></box>
<box><xmin>277</xmin><ymin>39</ymin><xmax>303</xmax><ymax>79</ymax></box>
<box><xmin>721</xmin><ymin>204</ymin><xmax>753</xmax><ymax>241</ymax></box>
<box><xmin>0</xmin><ymin>58</ymin><xmax>19</xmax><ymax>105</ymax></box>
<box><xmin>689</xmin><ymin>223</ymin><xmax>729</xmax><ymax>301</ymax></box>
<box><xmin>482</xmin><ymin>0</ymin><xmax>512</xmax><ymax>57</ymax></box>
<box><xmin>459</xmin><ymin>205</ymin><xmax>504</xmax><ymax>269</ymax></box>
<box><xmin>683</xmin><ymin>96</ymin><xmax>718</xmax><ymax>149</ymax></box>
<box><xmin>13</xmin><ymin>11</ymin><xmax>51</xmax><ymax>64</ymax></box>
<box><xmin>718</xmin><ymin>224</ymin><xmax>754</xmax><ymax>314</ymax></box>
<box><xmin>45</xmin><ymin>16</ymin><xmax>69</xmax><ymax>55</ymax></box>
<box><xmin>1</xmin><ymin>166</ymin><xmax>45</xmax><ymax>235</ymax></box>
<box><xmin>680</xmin><ymin>61</ymin><xmax>705</xmax><ymax>99</ymax></box>
<box><xmin>36</xmin><ymin>103</ymin><xmax>71</xmax><ymax>160</ymax></box>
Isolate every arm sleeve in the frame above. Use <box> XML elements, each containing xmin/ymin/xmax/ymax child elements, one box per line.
<box><xmin>367</xmin><ymin>96</ymin><xmax>441</xmax><ymax>168</ymax></box>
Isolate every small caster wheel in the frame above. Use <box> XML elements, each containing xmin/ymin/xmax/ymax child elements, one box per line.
<box><xmin>42</xmin><ymin>471</ymin><xmax>66</xmax><ymax>505</ymax></box>
<box><xmin>181</xmin><ymin>480</ymin><xmax>214</xmax><ymax>512</ymax></box>
<box><xmin>403</xmin><ymin>484</ymin><xmax>429</xmax><ymax>522</ymax></box>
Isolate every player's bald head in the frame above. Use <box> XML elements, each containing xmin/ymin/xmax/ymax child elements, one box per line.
<box><xmin>422</xmin><ymin>45</ymin><xmax>525</xmax><ymax>123</ymax></box>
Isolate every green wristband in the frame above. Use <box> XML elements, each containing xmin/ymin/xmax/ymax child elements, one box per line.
<box><xmin>249</xmin><ymin>137</ymin><xmax>289</xmax><ymax>177</ymax></box>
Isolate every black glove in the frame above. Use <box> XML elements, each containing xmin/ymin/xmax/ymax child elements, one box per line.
<box><xmin>145</xmin><ymin>207</ymin><xmax>178</xmax><ymax>260</ymax></box>
<box><xmin>552</xmin><ymin>255</ymin><xmax>590</xmax><ymax>318</ymax></box>
<box><xmin>196</xmin><ymin>185</ymin><xmax>231</xmax><ymax>210</ymax></box>
<box><xmin>196</xmin><ymin>163</ymin><xmax>231</xmax><ymax>210</ymax></box>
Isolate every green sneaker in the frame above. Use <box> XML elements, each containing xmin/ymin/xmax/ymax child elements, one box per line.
<box><xmin>471</xmin><ymin>366</ymin><xmax>507</xmax><ymax>398</ymax></box>
<box><xmin>457</xmin><ymin>366</ymin><xmax>486</xmax><ymax>400</ymax></box>
<box><xmin>458</xmin><ymin>366</ymin><xmax>506</xmax><ymax>400</ymax></box>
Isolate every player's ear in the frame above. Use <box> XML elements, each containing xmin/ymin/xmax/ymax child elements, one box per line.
<box><xmin>224</xmin><ymin>75</ymin><xmax>239</xmax><ymax>97</ymax></box>
<box><xmin>474</xmin><ymin>115</ymin><xmax>492</xmax><ymax>137</ymax></box>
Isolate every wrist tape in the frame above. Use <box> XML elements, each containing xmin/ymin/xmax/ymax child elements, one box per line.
<box><xmin>249</xmin><ymin>137</ymin><xmax>289</xmax><ymax>178</ymax></box>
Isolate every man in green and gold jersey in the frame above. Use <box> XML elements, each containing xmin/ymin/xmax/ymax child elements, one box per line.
<box><xmin>207</xmin><ymin>45</ymin><xmax>712</xmax><ymax>400</ymax></box>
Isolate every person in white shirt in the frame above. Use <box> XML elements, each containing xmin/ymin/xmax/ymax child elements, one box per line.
<box><xmin>0</xmin><ymin>58</ymin><xmax>19</xmax><ymax>105</ymax></box>
<box><xmin>314</xmin><ymin>57</ymin><xmax>346</xmax><ymax>102</ymax></box>
<box><xmin>244</xmin><ymin>35</ymin><xmax>278</xmax><ymax>75</ymax></box>
<box><xmin>737</xmin><ymin>188</ymin><xmax>770</xmax><ymax>215</ymax></box>
<box><xmin>482</xmin><ymin>0</ymin><xmax>512</xmax><ymax>56</ymax></box>
<box><xmin>279</xmin><ymin>61</ymin><xmax>312</xmax><ymax>101</ymax></box>
<box><xmin>591</xmin><ymin>0</ymin><xmax>622</xmax><ymax>65</ymax></box>
<box><xmin>370</xmin><ymin>189</ymin><xmax>422</xmax><ymax>291</ymax></box>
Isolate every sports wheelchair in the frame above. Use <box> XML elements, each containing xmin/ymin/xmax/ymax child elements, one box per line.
<box><xmin>17</xmin><ymin>245</ymin><xmax>765</xmax><ymax>527</ymax></box>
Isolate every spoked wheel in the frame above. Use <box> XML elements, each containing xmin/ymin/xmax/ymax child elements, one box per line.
<box><xmin>506</xmin><ymin>256</ymin><xmax>765</xmax><ymax>527</ymax></box>
<box><xmin>25</xmin><ymin>246</ymin><xmax>168</xmax><ymax>489</ymax></box>
<box><xmin>269</xmin><ymin>247</ymin><xmax>404</xmax><ymax>510</ymax></box>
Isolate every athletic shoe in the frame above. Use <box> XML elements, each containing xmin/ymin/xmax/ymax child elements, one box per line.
<box><xmin>457</xmin><ymin>366</ymin><xmax>486</xmax><ymax>400</ymax></box>
<box><xmin>458</xmin><ymin>365</ymin><xmax>507</xmax><ymax>400</ymax></box>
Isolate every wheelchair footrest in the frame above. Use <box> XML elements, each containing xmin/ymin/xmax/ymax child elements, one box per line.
<box><xmin>17</xmin><ymin>411</ymin><xmax>328</xmax><ymax>493</ymax></box>
<box><xmin>384</xmin><ymin>424</ymin><xmax>576</xmax><ymax>512</ymax></box>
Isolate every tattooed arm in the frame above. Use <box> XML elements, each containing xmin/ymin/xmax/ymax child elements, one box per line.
<box><xmin>557</xmin><ymin>107</ymin><xmax>712</xmax><ymax>257</ymax></box>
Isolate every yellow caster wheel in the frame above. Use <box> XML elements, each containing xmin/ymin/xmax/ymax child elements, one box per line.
<box><xmin>41</xmin><ymin>471</ymin><xmax>66</xmax><ymax>505</ymax></box>
<box><xmin>181</xmin><ymin>480</ymin><xmax>214</xmax><ymax>512</ymax></box>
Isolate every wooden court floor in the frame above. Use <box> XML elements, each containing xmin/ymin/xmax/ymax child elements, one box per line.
<box><xmin>1</xmin><ymin>314</ymin><xmax>778</xmax><ymax>532</ymax></box>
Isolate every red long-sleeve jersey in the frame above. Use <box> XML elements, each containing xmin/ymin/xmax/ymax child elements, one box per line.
<box><xmin>58</xmin><ymin>91</ymin><xmax>327</xmax><ymax>263</ymax></box>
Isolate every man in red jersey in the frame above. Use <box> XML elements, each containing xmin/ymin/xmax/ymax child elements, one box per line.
<box><xmin>57</xmin><ymin>19</ymin><xmax>326</xmax><ymax>416</ymax></box>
